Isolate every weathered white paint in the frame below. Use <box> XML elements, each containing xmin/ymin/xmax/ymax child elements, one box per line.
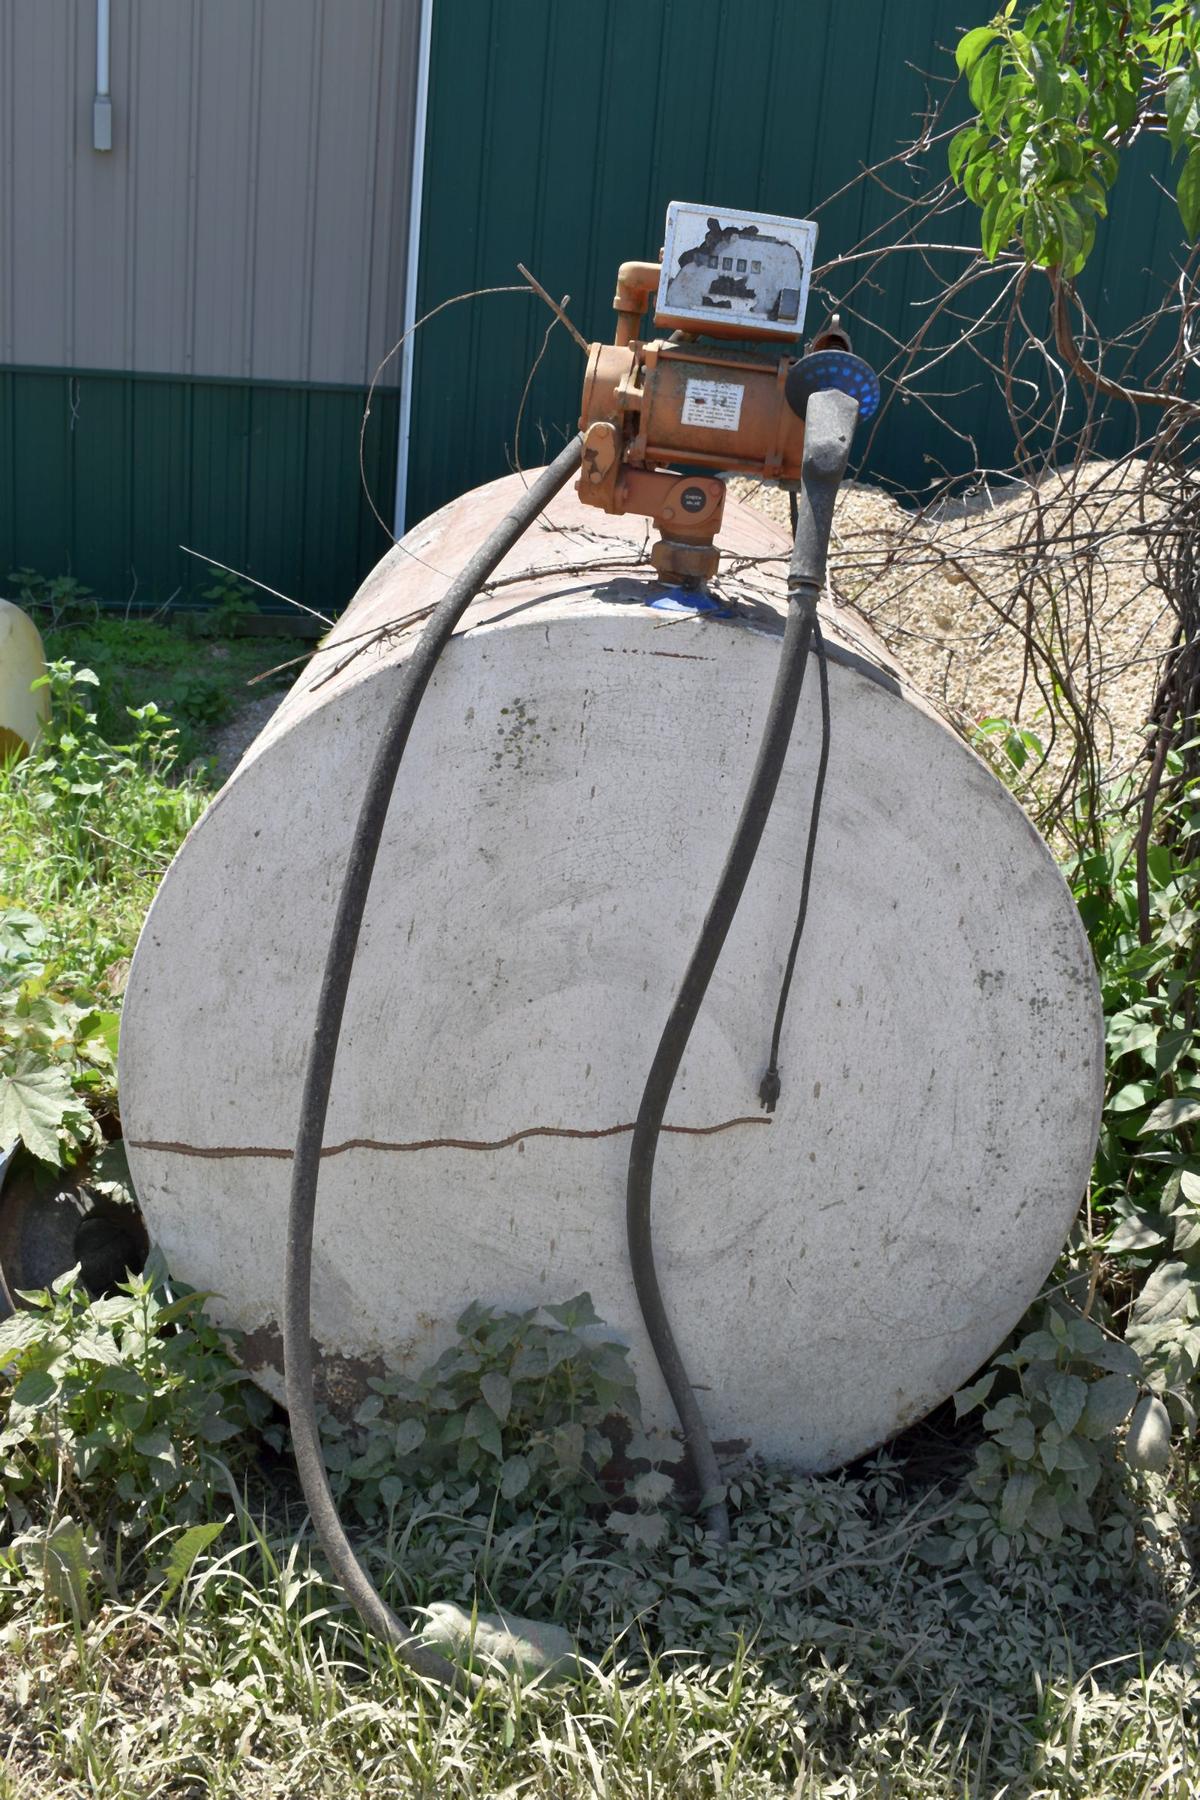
<box><xmin>120</xmin><ymin>475</ymin><xmax>1104</xmax><ymax>1471</ymax></box>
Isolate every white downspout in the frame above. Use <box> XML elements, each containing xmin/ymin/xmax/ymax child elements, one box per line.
<box><xmin>93</xmin><ymin>0</ymin><xmax>113</xmax><ymax>151</ymax></box>
<box><xmin>391</xmin><ymin>0</ymin><xmax>433</xmax><ymax>538</ymax></box>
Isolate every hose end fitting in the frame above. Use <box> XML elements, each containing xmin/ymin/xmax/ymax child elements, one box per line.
<box><xmin>758</xmin><ymin>1065</ymin><xmax>781</xmax><ymax>1113</ymax></box>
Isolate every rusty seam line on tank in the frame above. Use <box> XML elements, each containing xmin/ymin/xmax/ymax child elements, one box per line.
<box><xmin>127</xmin><ymin>1116</ymin><xmax>771</xmax><ymax>1161</ymax></box>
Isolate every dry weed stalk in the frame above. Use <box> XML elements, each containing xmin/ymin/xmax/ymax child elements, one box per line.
<box><xmin>809</xmin><ymin>93</ymin><xmax>1197</xmax><ymax>892</ymax></box>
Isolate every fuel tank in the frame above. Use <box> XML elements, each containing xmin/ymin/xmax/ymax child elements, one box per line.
<box><xmin>119</xmin><ymin>471</ymin><xmax>1103</xmax><ymax>1469</ymax></box>
<box><xmin>0</xmin><ymin>600</ymin><xmax>50</xmax><ymax>757</ymax></box>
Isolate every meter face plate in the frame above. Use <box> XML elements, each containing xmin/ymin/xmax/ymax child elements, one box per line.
<box><xmin>656</xmin><ymin>201</ymin><xmax>817</xmax><ymax>341</ymax></box>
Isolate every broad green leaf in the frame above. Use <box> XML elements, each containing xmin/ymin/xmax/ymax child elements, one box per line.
<box><xmin>968</xmin><ymin>43</ymin><xmax>1003</xmax><ymax>115</ymax></box>
<box><xmin>1132</xmin><ymin>1260</ymin><xmax>1196</xmax><ymax>1330</ymax></box>
<box><xmin>393</xmin><ymin>1416</ymin><xmax>426</xmax><ymax>1456</ymax></box>
<box><xmin>956</xmin><ymin>25</ymin><xmax>1000</xmax><ymax>74</ymax></box>
<box><xmin>16</xmin><ymin>1516</ymin><xmax>96</xmax><ymax>1619</ymax></box>
<box><xmin>158</xmin><ymin>1520</ymin><xmax>226</xmax><ymax>1602</ymax></box>
<box><xmin>999</xmin><ymin>1470</ymin><xmax>1039</xmax><ymax>1533</ymax></box>
<box><xmin>1140</xmin><ymin>1093</ymin><xmax>1200</xmax><ymax>1134</ymax></box>
<box><xmin>378</xmin><ymin>1475</ymin><xmax>405</xmax><ymax>1509</ymax></box>
<box><xmin>1078</xmin><ymin>1372</ymin><xmax>1137</xmax><ymax>1439</ymax></box>
<box><xmin>463</xmin><ymin>1401</ymin><xmax>503</xmax><ymax>1461</ymax></box>
<box><xmin>1174</xmin><ymin>1208</ymin><xmax>1200</xmax><ymax>1257</ymax></box>
<box><xmin>980</xmin><ymin>189</ymin><xmax>1014</xmax><ymax>259</ymax></box>
<box><xmin>1155</xmin><ymin>1029</ymin><xmax>1193</xmax><ymax>1077</ymax></box>
<box><xmin>957</xmin><ymin>1375</ymin><xmax>993</xmax><ymax>1418</ymax></box>
<box><xmin>993</xmin><ymin>1415</ymin><xmax>1037</xmax><ymax>1460</ymax></box>
<box><xmin>1166</xmin><ymin>69</ymin><xmax>1200</xmax><ymax>156</ymax></box>
<box><xmin>1044</xmin><ymin>1370</ymin><xmax>1087</xmax><ymax>1434</ymax></box>
<box><xmin>0</xmin><ymin>1052</ymin><xmax>76</xmax><ymax>1163</ymax></box>
<box><xmin>949</xmin><ymin>125</ymin><xmax>983</xmax><ymax>183</ymax></box>
<box><xmin>499</xmin><ymin>1454</ymin><xmax>531</xmax><ymax>1499</ymax></box>
<box><xmin>1026</xmin><ymin>1488</ymin><xmax>1064</xmax><ymax>1542</ymax></box>
<box><xmin>11</xmin><ymin>1367</ymin><xmax>58</xmax><ymax>1408</ymax></box>
<box><xmin>0</xmin><ymin>1311</ymin><xmax>46</xmax><ymax>1358</ymax></box>
<box><xmin>1026</xmin><ymin>41</ymin><xmax>1060</xmax><ymax>111</ymax></box>
<box><xmin>631</xmin><ymin>1469</ymin><xmax>674</xmax><ymax>1506</ymax></box>
<box><xmin>607</xmin><ymin>1508</ymin><xmax>667</xmax><ymax>1550</ymax></box>
<box><xmin>76</xmin><ymin>1009</ymin><xmax>119</xmax><ymax>1065</ymax></box>
<box><xmin>1178</xmin><ymin>145</ymin><xmax>1200</xmax><ymax>240</ymax></box>
<box><xmin>479</xmin><ymin>1371</ymin><xmax>512</xmax><ymax>1424</ymax></box>
<box><xmin>551</xmin><ymin>1420</ymin><xmax>585</xmax><ymax>1476</ymax></box>
<box><xmin>1108</xmin><ymin>1213</ymin><xmax>1168</xmax><ymax>1254</ymax></box>
<box><xmin>133</xmin><ymin>1426</ymin><xmax>176</xmax><ymax>1462</ymax></box>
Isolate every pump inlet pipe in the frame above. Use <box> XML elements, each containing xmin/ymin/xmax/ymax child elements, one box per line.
<box><xmin>283</xmin><ymin>354</ymin><xmax>869</xmax><ymax>1671</ymax></box>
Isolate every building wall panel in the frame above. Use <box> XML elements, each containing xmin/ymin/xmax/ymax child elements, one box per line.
<box><xmin>406</xmin><ymin>0</ymin><xmax>1190</xmax><ymax>522</ymax></box>
<box><xmin>0</xmin><ymin>366</ymin><xmax>399</xmax><ymax>614</ymax></box>
<box><xmin>0</xmin><ymin>0</ymin><xmax>421</xmax><ymax>387</ymax></box>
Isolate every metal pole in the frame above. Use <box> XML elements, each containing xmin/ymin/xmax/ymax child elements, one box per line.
<box><xmin>391</xmin><ymin>0</ymin><xmax>434</xmax><ymax>539</ymax></box>
<box><xmin>93</xmin><ymin>0</ymin><xmax>113</xmax><ymax>151</ymax></box>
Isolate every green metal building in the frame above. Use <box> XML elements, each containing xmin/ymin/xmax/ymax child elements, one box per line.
<box><xmin>0</xmin><ymin>1</ymin><xmax>1185</xmax><ymax>617</ymax></box>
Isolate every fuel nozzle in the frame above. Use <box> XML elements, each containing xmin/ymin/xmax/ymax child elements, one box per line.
<box><xmin>783</xmin><ymin>346</ymin><xmax>879</xmax><ymax>597</ymax></box>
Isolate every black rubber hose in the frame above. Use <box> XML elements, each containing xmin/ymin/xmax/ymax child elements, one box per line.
<box><xmin>758</xmin><ymin>616</ymin><xmax>831</xmax><ymax>1114</ymax></box>
<box><xmin>625</xmin><ymin>387</ymin><xmax>859</xmax><ymax>1545</ymax></box>
<box><xmin>625</xmin><ymin>592</ymin><xmax>818</xmax><ymax>1544</ymax></box>
<box><xmin>283</xmin><ymin>435</ymin><xmax>584</xmax><ymax>1688</ymax></box>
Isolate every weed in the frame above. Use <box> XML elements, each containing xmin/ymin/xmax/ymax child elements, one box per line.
<box><xmin>322</xmin><ymin>1294</ymin><xmax>648</xmax><ymax>1527</ymax></box>
<box><xmin>0</xmin><ymin>910</ymin><xmax>117</xmax><ymax>1167</ymax></box>
<box><xmin>197</xmin><ymin>571</ymin><xmax>260</xmax><ymax>638</ymax></box>
<box><xmin>0</xmin><ymin>659</ymin><xmax>206</xmax><ymax>985</ymax></box>
<box><xmin>0</xmin><ymin>1256</ymin><xmax>269</xmax><ymax>1561</ymax></box>
<box><xmin>7</xmin><ymin>569</ymin><xmax>97</xmax><ymax>628</ymax></box>
<box><xmin>40</xmin><ymin>611</ymin><xmax>307</xmax><ymax>764</ymax></box>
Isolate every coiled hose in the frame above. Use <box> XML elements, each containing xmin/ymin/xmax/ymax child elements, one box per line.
<box><xmin>284</xmin><ymin>387</ymin><xmax>858</xmax><ymax>1671</ymax></box>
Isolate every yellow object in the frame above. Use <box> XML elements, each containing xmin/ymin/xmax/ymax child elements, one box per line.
<box><xmin>0</xmin><ymin>600</ymin><xmax>50</xmax><ymax>758</ymax></box>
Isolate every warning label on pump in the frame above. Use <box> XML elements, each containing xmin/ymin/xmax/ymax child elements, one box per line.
<box><xmin>681</xmin><ymin>377</ymin><xmax>744</xmax><ymax>432</ymax></box>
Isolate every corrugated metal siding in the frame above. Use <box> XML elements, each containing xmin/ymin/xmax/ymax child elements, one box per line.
<box><xmin>0</xmin><ymin>367</ymin><xmax>399</xmax><ymax>614</ymax></box>
<box><xmin>406</xmin><ymin>0</ymin><xmax>1188</xmax><ymax>521</ymax></box>
<box><xmin>0</xmin><ymin>0</ymin><xmax>419</xmax><ymax>388</ymax></box>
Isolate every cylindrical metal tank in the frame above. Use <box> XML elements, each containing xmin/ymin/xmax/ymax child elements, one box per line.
<box><xmin>0</xmin><ymin>600</ymin><xmax>50</xmax><ymax>756</ymax></box>
<box><xmin>120</xmin><ymin>471</ymin><xmax>1103</xmax><ymax>1470</ymax></box>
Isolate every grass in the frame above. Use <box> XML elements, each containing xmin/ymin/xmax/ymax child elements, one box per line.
<box><xmin>0</xmin><ymin>1448</ymin><xmax>1197</xmax><ymax>1797</ymax></box>
<box><xmin>1</xmin><ymin>643</ymin><xmax>1199</xmax><ymax>1796</ymax></box>
<box><xmin>0</xmin><ymin>664</ymin><xmax>208</xmax><ymax>983</ymax></box>
<box><xmin>41</xmin><ymin>611</ymin><xmax>310</xmax><ymax>768</ymax></box>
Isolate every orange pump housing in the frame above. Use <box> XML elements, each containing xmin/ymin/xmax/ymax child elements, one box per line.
<box><xmin>577</xmin><ymin>259</ymin><xmax>825</xmax><ymax>585</ymax></box>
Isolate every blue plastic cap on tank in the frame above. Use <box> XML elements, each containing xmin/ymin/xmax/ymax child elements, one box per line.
<box><xmin>784</xmin><ymin>349</ymin><xmax>881</xmax><ymax>422</ymax></box>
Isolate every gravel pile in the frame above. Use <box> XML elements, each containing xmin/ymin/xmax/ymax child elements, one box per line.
<box><xmin>733</xmin><ymin>461</ymin><xmax>1174</xmax><ymax>781</ymax></box>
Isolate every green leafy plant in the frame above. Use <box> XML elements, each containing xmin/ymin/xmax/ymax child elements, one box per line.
<box><xmin>163</xmin><ymin>671</ymin><xmax>231</xmax><ymax>732</ymax></box>
<box><xmin>322</xmin><ymin>1293</ymin><xmax>649</xmax><ymax>1526</ymax></box>
<box><xmin>948</xmin><ymin>1301</ymin><xmax>1141</xmax><ymax>1563</ymax></box>
<box><xmin>0</xmin><ymin>1257</ymin><xmax>269</xmax><ymax>1553</ymax></box>
<box><xmin>0</xmin><ymin>910</ymin><xmax>117</xmax><ymax>1166</ymax></box>
<box><xmin>40</xmin><ymin>610</ymin><xmax>307</xmax><ymax>764</ymax></box>
<box><xmin>7</xmin><ymin>568</ymin><xmax>97</xmax><ymax>627</ymax></box>
<box><xmin>956</xmin><ymin>716</ymin><xmax>1199</xmax><ymax>1508</ymax></box>
<box><xmin>0</xmin><ymin>657</ymin><xmax>207</xmax><ymax>980</ymax></box>
<box><xmin>197</xmin><ymin>571</ymin><xmax>259</xmax><ymax>639</ymax></box>
<box><xmin>951</xmin><ymin>2</ymin><xmax>1200</xmax><ymax>271</ymax></box>
<box><xmin>1070</xmin><ymin>748</ymin><xmax>1200</xmax><ymax>1435</ymax></box>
